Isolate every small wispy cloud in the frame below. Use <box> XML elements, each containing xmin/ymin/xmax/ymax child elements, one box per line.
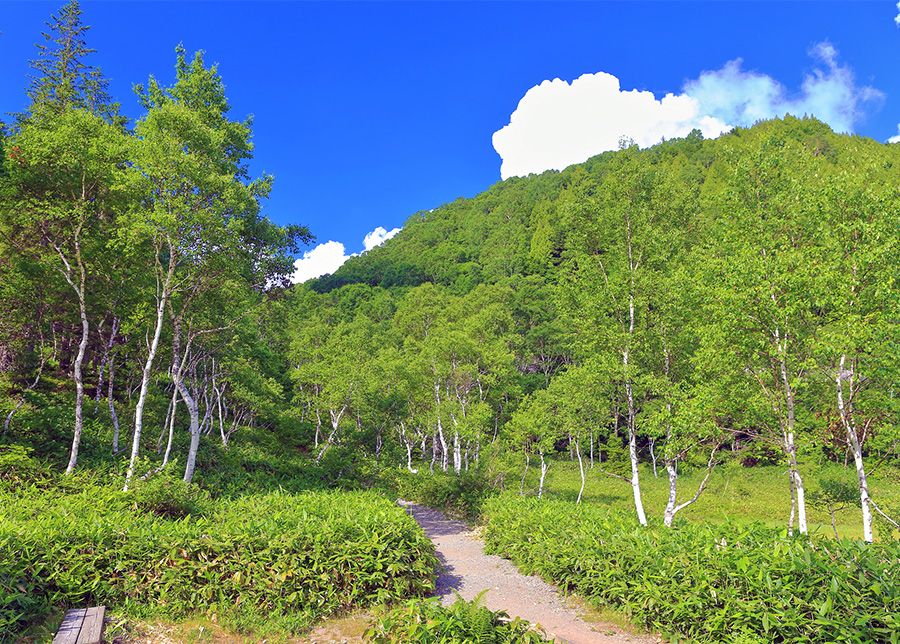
<box><xmin>290</xmin><ymin>225</ymin><xmax>401</xmax><ymax>283</ymax></box>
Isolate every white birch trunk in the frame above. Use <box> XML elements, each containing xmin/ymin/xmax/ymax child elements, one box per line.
<box><xmin>836</xmin><ymin>355</ymin><xmax>873</xmax><ymax>542</ymax></box>
<box><xmin>575</xmin><ymin>438</ymin><xmax>586</xmax><ymax>504</ymax></box>
<box><xmin>178</xmin><ymin>379</ymin><xmax>201</xmax><ymax>483</ymax></box>
<box><xmin>538</xmin><ymin>452</ymin><xmax>549</xmax><ymax>499</ymax></box>
<box><xmin>108</xmin><ymin>356</ymin><xmax>121</xmax><ymax>453</ymax></box>
<box><xmin>124</xmin><ymin>248</ymin><xmax>175</xmax><ymax>490</ymax></box>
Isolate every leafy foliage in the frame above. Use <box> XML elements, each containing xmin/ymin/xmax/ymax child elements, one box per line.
<box><xmin>366</xmin><ymin>591</ymin><xmax>550</xmax><ymax>643</ymax></box>
<box><xmin>483</xmin><ymin>495</ymin><xmax>900</xmax><ymax>643</ymax></box>
<box><xmin>0</xmin><ymin>485</ymin><xmax>436</xmax><ymax>637</ymax></box>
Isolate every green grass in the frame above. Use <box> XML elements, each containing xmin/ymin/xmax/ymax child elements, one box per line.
<box><xmin>505</xmin><ymin>455</ymin><xmax>900</xmax><ymax>541</ymax></box>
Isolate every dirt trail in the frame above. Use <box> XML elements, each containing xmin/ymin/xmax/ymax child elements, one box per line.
<box><xmin>399</xmin><ymin>501</ymin><xmax>656</xmax><ymax>644</ymax></box>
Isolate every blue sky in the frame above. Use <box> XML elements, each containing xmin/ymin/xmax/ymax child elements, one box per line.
<box><xmin>2</xmin><ymin>1</ymin><xmax>899</xmax><ymax>280</ymax></box>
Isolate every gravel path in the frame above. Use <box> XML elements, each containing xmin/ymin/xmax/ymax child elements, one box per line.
<box><xmin>399</xmin><ymin>501</ymin><xmax>657</xmax><ymax>644</ymax></box>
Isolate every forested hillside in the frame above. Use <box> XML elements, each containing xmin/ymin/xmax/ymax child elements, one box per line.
<box><xmin>297</xmin><ymin>116</ymin><xmax>898</xmax><ymax>536</ymax></box>
<box><xmin>1</xmin><ymin>2</ymin><xmax>898</xmax><ymax>642</ymax></box>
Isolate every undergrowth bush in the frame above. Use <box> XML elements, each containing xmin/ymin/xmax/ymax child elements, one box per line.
<box><xmin>0</xmin><ymin>487</ymin><xmax>436</xmax><ymax>638</ymax></box>
<box><xmin>483</xmin><ymin>495</ymin><xmax>899</xmax><ymax>643</ymax></box>
<box><xmin>365</xmin><ymin>591</ymin><xmax>549</xmax><ymax>643</ymax></box>
<box><xmin>393</xmin><ymin>469</ymin><xmax>493</xmax><ymax>520</ymax></box>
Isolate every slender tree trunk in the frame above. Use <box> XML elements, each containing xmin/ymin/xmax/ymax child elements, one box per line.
<box><xmin>625</xmin><ymin>374</ymin><xmax>648</xmax><ymax>526</ymax></box>
<box><xmin>589</xmin><ymin>430</ymin><xmax>594</xmax><ymax>469</ymax></box>
<box><xmin>575</xmin><ymin>438</ymin><xmax>586</xmax><ymax>504</ymax></box>
<box><xmin>125</xmin><ymin>247</ymin><xmax>175</xmax><ymax>490</ymax></box>
<box><xmin>436</xmin><ymin>416</ymin><xmax>448</xmax><ymax>472</ymax></box>
<box><xmin>178</xmin><ymin>379</ymin><xmax>201</xmax><ymax>483</ymax></box>
<box><xmin>64</xmin><ymin>243</ymin><xmax>89</xmax><ymax>475</ymax></box>
<box><xmin>316</xmin><ymin>406</ymin><xmax>344</xmax><ymax>463</ymax></box>
<box><xmin>161</xmin><ymin>387</ymin><xmax>178</xmax><ymax>468</ymax></box>
<box><xmin>649</xmin><ymin>438</ymin><xmax>658</xmax><ymax>478</ymax></box>
<box><xmin>538</xmin><ymin>452</ymin><xmax>549</xmax><ymax>499</ymax></box>
<box><xmin>452</xmin><ymin>429</ymin><xmax>461</xmax><ymax>474</ymax></box>
<box><xmin>774</xmin><ymin>325</ymin><xmax>807</xmax><ymax>534</ymax></box>
<box><xmin>664</xmin><ymin>460</ymin><xmax>678</xmax><ymax>527</ymax></box>
<box><xmin>663</xmin><ymin>447</ymin><xmax>718</xmax><ymax>527</ymax></box>
<box><xmin>108</xmin><ymin>356</ymin><xmax>121</xmax><ymax>453</ymax></box>
<box><xmin>836</xmin><ymin>355</ymin><xmax>873</xmax><ymax>542</ymax></box>
<box><xmin>788</xmin><ymin>474</ymin><xmax>797</xmax><ymax>536</ymax></box>
<box><xmin>4</xmin><ymin>401</ymin><xmax>25</xmax><ymax>435</ymax></box>
<box><xmin>430</xmin><ymin>431</ymin><xmax>438</xmax><ymax>474</ymax></box>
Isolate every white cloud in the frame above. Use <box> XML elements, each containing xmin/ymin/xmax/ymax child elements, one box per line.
<box><xmin>363</xmin><ymin>226</ymin><xmax>401</xmax><ymax>251</ymax></box>
<box><xmin>889</xmin><ymin>125</ymin><xmax>900</xmax><ymax>144</ymax></box>
<box><xmin>290</xmin><ymin>240</ymin><xmax>351</xmax><ymax>283</ymax></box>
<box><xmin>492</xmin><ymin>73</ymin><xmax>730</xmax><ymax>179</ymax></box>
<box><xmin>290</xmin><ymin>225</ymin><xmax>402</xmax><ymax>283</ymax></box>
<box><xmin>895</xmin><ymin>1</ymin><xmax>900</xmax><ymax>26</ymax></box>
<box><xmin>493</xmin><ymin>43</ymin><xmax>882</xmax><ymax>179</ymax></box>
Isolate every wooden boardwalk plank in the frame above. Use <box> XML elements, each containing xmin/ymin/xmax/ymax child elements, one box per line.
<box><xmin>76</xmin><ymin>605</ymin><xmax>105</xmax><ymax>644</ymax></box>
<box><xmin>52</xmin><ymin>608</ymin><xmax>86</xmax><ymax>644</ymax></box>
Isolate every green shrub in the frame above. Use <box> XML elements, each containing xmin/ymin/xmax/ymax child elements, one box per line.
<box><xmin>483</xmin><ymin>495</ymin><xmax>899</xmax><ymax>643</ymax></box>
<box><xmin>127</xmin><ymin>467</ymin><xmax>212</xmax><ymax>518</ymax></box>
<box><xmin>393</xmin><ymin>470</ymin><xmax>493</xmax><ymax>520</ymax></box>
<box><xmin>0</xmin><ymin>488</ymin><xmax>436</xmax><ymax>638</ymax></box>
<box><xmin>0</xmin><ymin>445</ymin><xmax>53</xmax><ymax>490</ymax></box>
<box><xmin>365</xmin><ymin>591</ymin><xmax>550</xmax><ymax>643</ymax></box>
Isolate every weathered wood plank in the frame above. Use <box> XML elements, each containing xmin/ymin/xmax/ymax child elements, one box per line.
<box><xmin>76</xmin><ymin>605</ymin><xmax>105</xmax><ymax>644</ymax></box>
<box><xmin>52</xmin><ymin>608</ymin><xmax>86</xmax><ymax>644</ymax></box>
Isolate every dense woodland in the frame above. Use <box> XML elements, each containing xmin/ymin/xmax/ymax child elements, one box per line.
<box><xmin>1</xmin><ymin>3</ymin><xmax>898</xmax><ymax>642</ymax></box>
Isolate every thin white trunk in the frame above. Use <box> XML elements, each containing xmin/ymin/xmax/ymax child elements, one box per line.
<box><xmin>63</xmin><ymin>240</ymin><xmax>89</xmax><ymax>475</ymax></box>
<box><xmin>161</xmin><ymin>387</ymin><xmax>178</xmax><ymax>467</ymax></box>
<box><xmin>538</xmin><ymin>452</ymin><xmax>549</xmax><ymax>499</ymax></box>
<box><xmin>453</xmin><ymin>429</ymin><xmax>461</xmax><ymax>474</ymax></box>
<box><xmin>108</xmin><ymin>356</ymin><xmax>120</xmax><ymax>453</ymax></box>
<box><xmin>179</xmin><ymin>379</ymin><xmax>201</xmax><ymax>483</ymax></box>
<box><xmin>625</xmin><ymin>367</ymin><xmax>648</xmax><ymax>526</ymax></box>
<box><xmin>436</xmin><ymin>416</ymin><xmax>448</xmax><ymax>472</ymax></box>
<box><xmin>316</xmin><ymin>406</ymin><xmax>345</xmax><ymax>463</ymax></box>
<box><xmin>664</xmin><ymin>461</ymin><xmax>678</xmax><ymax>527</ymax></box>
<box><xmin>663</xmin><ymin>447</ymin><xmax>718</xmax><ymax>527</ymax></box>
<box><xmin>589</xmin><ymin>430</ymin><xmax>594</xmax><ymax>468</ymax></box>
<box><xmin>649</xmin><ymin>438</ymin><xmax>658</xmax><ymax>478</ymax></box>
<box><xmin>836</xmin><ymin>355</ymin><xmax>873</xmax><ymax>542</ymax></box>
<box><xmin>773</xmin><ymin>321</ymin><xmax>807</xmax><ymax>535</ymax></box>
<box><xmin>125</xmin><ymin>248</ymin><xmax>174</xmax><ymax>491</ymax></box>
<box><xmin>575</xmin><ymin>438</ymin><xmax>586</xmax><ymax>504</ymax></box>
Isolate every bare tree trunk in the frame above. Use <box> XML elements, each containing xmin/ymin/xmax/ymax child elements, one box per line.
<box><xmin>836</xmin><ymin>355</ymin><xmax>873</xmax><ymax>542</ymax></box>
<box><xmin>575</xmin><ymin>438</ymin><xmax>586</xmax><ymax>504</ymax></box>
<box><xmin>625</xmin><ymin>374</ymin><xmax>648</xmax><ymax>526</ymax></box>
<box><xmin>774</xmin><ymin>323</ymin><xmax>807</xmax><ymax>535</ymax></box>
<box><xmin>125</xmin><ymin>247</ymin><xmax>175</xmax><ymax>491</ymax></box>
<box><xmin>649</xmin><ymin>438</ymin><xmax>658</xmax><ymax>478</ymax></box>
<box><xmin>452</xmin><ymin>429</ymin><xmax>461</xmax><ymax>474</ymax></box>
<box><xmin>788</xmin><ymin>474</ymin><xmax>796</xmax><ymax>536</ymax></box>
<box><xmin>436</xmin><ymin>416</ymin><xmax>448</xmax><ymax>472</ymax></box>
<box><xmin>538</xmin><ymin>452</ymin><xmax>549</xmax><ymax>499</ymax></box>
<box><xmin>663</xmin><ymin>447</ymin><xmax>718</xmax><ymax>527</ymax></box>
<box><xmin>61</xmin><ymin>237</ymin><xmax>89</xmax><ymax>476</ymax></box>
<box><xmin>430</xmin><ymin>431</ymin><xmax>438</xmax><ymax>474</ymax></box>
<box><xmin>161</xmin><ymin>387</ymin><xmax>178</xmax><ymax>468</ymax></box>
<box><xmin>400</xmin><ymin>423</ymin><xmax>417</xmax><ymax>473</ymax></box>
<box><xmin>520</xmin><ymin>452</ymin><xmax>530</xmax><ymax>495</ymax></box>
<box><xmin>108</xmin><ymin>356</ymin><xmax>121</xmax><ymax>453</ymax></box>
<box><xmin>316</xmin><ymin>406</ymin><xmax>345</xmax><ymax>463</ymax></box>
<box><xmin>178</xmin><ymin>379</ymin><xmax>201</xmax><ymax>483</ymax></box>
